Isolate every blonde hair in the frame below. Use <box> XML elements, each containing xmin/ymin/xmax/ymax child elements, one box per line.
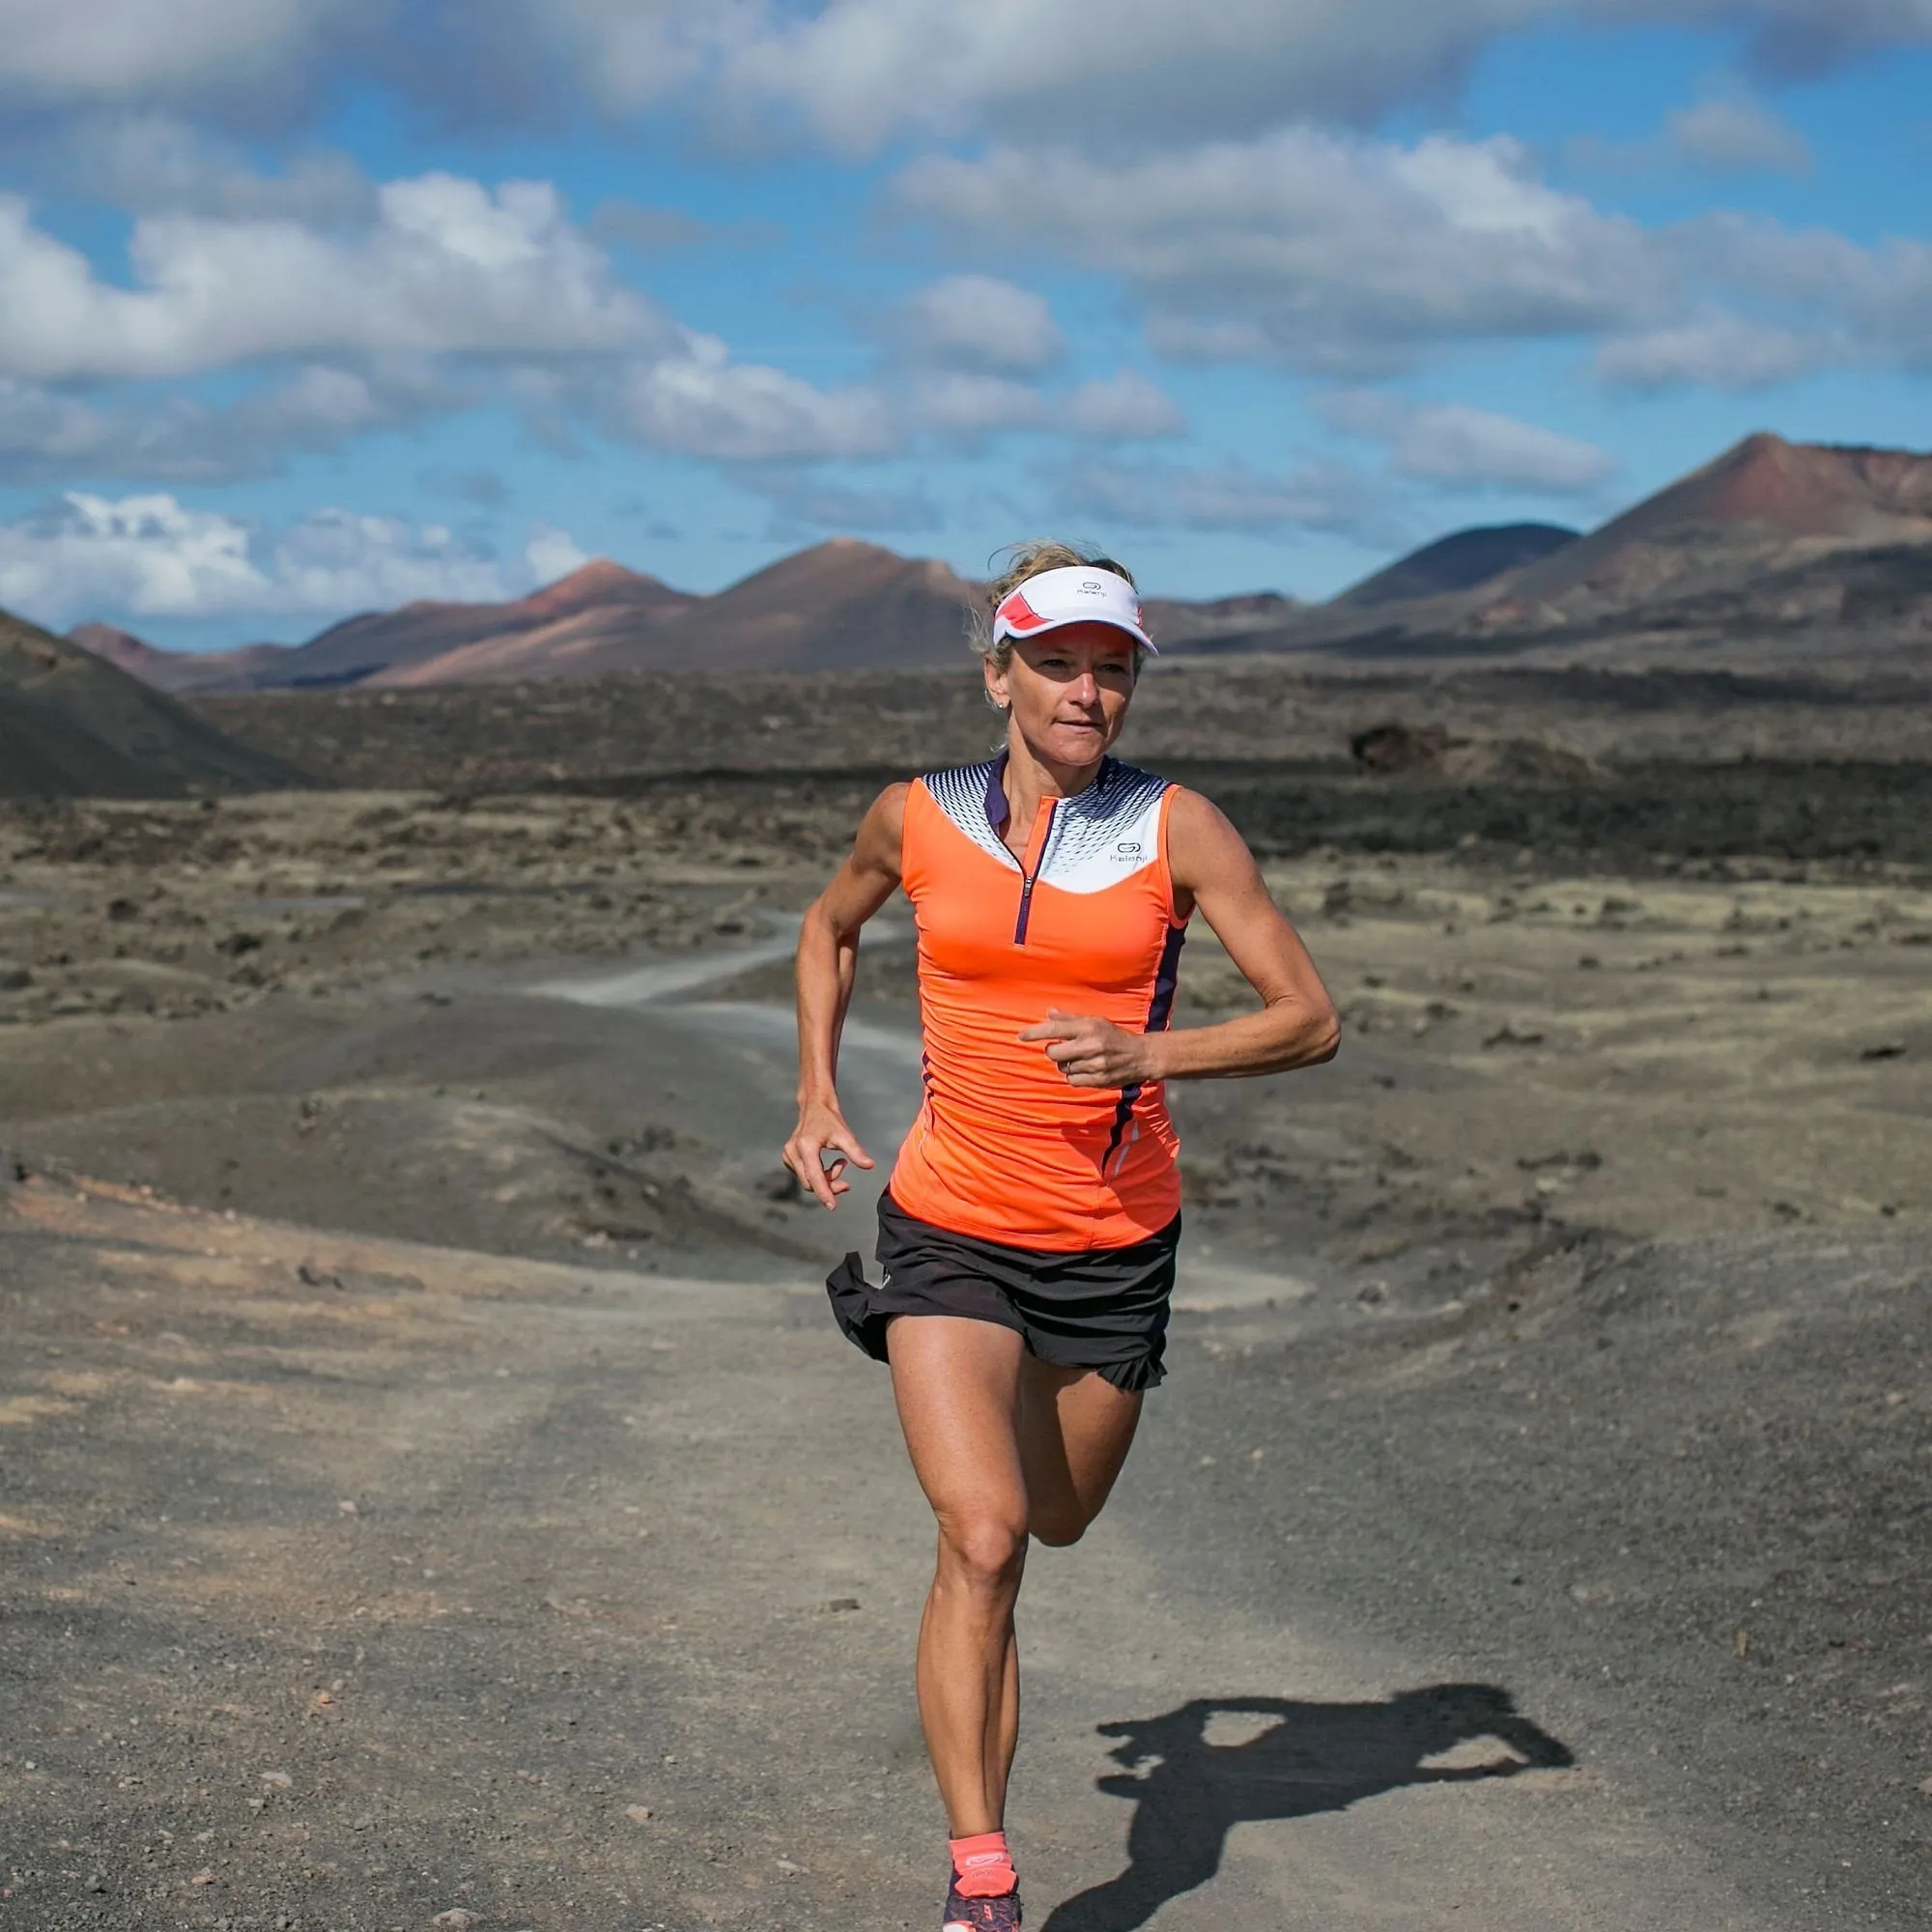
<box><xmin>968</xmin><ymin>540</ymin><xmax>1144</xmax><ymax>672</ymax></box>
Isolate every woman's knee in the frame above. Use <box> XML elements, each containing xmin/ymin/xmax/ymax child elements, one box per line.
<box><xmin>936</xmin><ymin>1510</ymin><xmax>1029</xmax><ymax>1590</ymax></box>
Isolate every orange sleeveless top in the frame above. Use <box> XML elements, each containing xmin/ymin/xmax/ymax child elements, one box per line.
<box><xmin>888</xmin><ymin>753</ymin><xmax>1187</xmax><ymax>1252</ymax></box>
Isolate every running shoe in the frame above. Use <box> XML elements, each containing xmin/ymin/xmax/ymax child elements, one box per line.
<box><xmin>944</xmin><ymin>1879</ymin><xmax>1021</xmax><ymax>1931</ymax></box>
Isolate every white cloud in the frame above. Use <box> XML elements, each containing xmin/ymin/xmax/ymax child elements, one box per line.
<box><xmin>525</xmin><ymin>526</ymin><xmax>594</xmax><ymax>583</ymax></box>
<box><xmin>1592</xmin><ymin>314</ymin><xmax>1825</xmax><ymax>389</ymax></box>
<box><xmin>1570</xmin><ymin>91</ymin><xmax>1814</xmax><ymax>178</ymax></box>
<box><xmin>0</xmin><ymin>0</ymin><xmax>365</xmax><ymax>111</ymax></box>
<box><xmin>1664</xmin><ymin>96</ymin><xmax>1813</xmax><ymax>176</ymax></box>
<box><xmin>909</xmin><ymin>372</ymin><xmax>1049</xmax><ymax>438</ymax></box>
<box><xmin>612</xmin><ymin>333</ymin><xmax>898</xmax><ymax>460</ymax></box>
<box><xmin>6</xmin><ymin>0</ymin><xmax>1928</xmax><ymax>146</ymax></box>
<box><xmin>1057</xmin><ymin>454</ymin><xmax>1396</xmax><ymax>543</ymax></box>
<box><xmin>903</xmin><ymin>368</ymin><xmax>1183</xmax><ymax>444</ymax></box>
<box><xmin>267</xmin><ymin>507</ymin><xmax>513</xmax><ymax>615</ymax></box>
<box><xmin>893</xmin><ymin>274</ymin><xmax>1064</xmax><ymax>374</ymax></box>
<box><xmin>899</xmin><ymin>129</ymin><xmax>1667</xmax><ymax>374</ymax></box>
<box><xmin>0</xmin><ymin>380</ymin><xmax>111</xmax><ymax>469</ymax></box>
<box><xmin>1144</xmin><ymin>315</ymin><xmax>1274</xmax><ymax>364</ymax></box>
<box><xmin>691</xmin><ymin>1</ymin><xmax>1932</xmax><ymax>155</ymax></box>
<box><xmin>0</xmin><ymin>173</ymin><xmax>664</xmax><ymax>382</ymax></box>
<box><xmin>517</xmin><ymin>0</ymin><xmax>729</xmax><ymax>114</ymax></box>
<box><xmin>1064</xmin><ymin>371</ymin><xmax>1186</xmax><ymax>441</ymax></box>
<box><xmin>737</xmin><ymin>467</ymin><xmax>944</xmax><ymax>535</ymax></box>
<box><xmin>0</xmin><ymin>490</ymin><xmax>575</xmax><ymax>625</ymax></box>
<box><xmin>1587</xmin><ymin>218</ymin><xmax>1932</xmax><ymax>381</ymax></box>
<box><xmin>52</xmin><ymin>114</ymin><xmax>379</xmax><ymax>222</ymax></box>
<box><xmin>1681</xmin><ymin>216</ymin><xmax>1932</xmax><ymax>365</ymax></box>
<box><xmin>0</xmin><ymin>493</ymin><xmax>268</xmax><ymax>619</ymax></box>
<box><xmin>0</xmin><ymin>364</ymin><xmax>445</xmax><ymax>485</ymax></box>
<box><xmin>1317</xmin><ymin>391</ymin><xmax>1616</xmax><ymax>490</ymax></box>
<box><xmin>0</xmin><ymin>142</ymin><xmax>916</xmax><ymax>479</ymax></box>
<box><xmin>903</xmin><ymin>126</ymin><xmax>1932</xmax><ymax>384</ymax></box>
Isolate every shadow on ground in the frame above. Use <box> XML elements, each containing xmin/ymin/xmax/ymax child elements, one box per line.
<box><xmin>1044</xmin><ymin>1684</ymin><xmax>1575</xmax><ymax>1931</ymax></box>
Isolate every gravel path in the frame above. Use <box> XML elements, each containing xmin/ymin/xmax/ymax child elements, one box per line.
<box><xmin>2</xmin><ymin>903</ymin><xmax>1925</xmax><ymax>1931</ymax></box>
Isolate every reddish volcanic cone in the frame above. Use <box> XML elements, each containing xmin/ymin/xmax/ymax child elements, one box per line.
<box><xmin>248</xmin><ymin>560</ymin><xmax>696</xmax><ymax>690</ymax></box>
<box><xmin>391</xmin><ymin>538</ymin><xmax>986</xmax><ymax>682</ymax></box>
<box><xmin>1494</xmin><ymin>434</ymin><xmax>1932</xmax><ymax>620</ymax></box>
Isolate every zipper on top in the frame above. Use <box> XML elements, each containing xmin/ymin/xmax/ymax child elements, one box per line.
<box><xmin>1010</xmin><ymin>796</ymin><xmax>1057</xmax><ymax>945</ymax></box>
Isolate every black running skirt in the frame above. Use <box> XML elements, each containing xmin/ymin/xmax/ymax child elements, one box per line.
<box><xmin>826</xmin><ymin>1190</ymin><xmax>1181</xmax><ymax>1392</ymax></box>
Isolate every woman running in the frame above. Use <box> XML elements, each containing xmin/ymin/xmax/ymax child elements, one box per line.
<box><xmin>783</xmin><ymin>542</ymin><xmax>1340</xmax><ymax>1931</ymax></box>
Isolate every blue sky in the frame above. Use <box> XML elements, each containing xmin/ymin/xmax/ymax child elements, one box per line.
<box><xmin>0</xmin><ymin>1</ymin><xmax>1927</xmax><ymax>651</ymax></box>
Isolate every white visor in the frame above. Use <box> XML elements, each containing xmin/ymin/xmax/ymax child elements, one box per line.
<box><xmin>990</xmin><ymin>565</ymin><xmax>1156</xmax><ymax>654</ymax></box>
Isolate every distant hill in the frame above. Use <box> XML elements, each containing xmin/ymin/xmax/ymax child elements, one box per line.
<box><xmin>72</xmin><ymin>546</ymin><xmax>1302</xmax><ymax>691</ymax></box>
<box><xmin>374</xmin><ymin>541</ymin><xmax>975</xmax><ymax>685</ymax></box>
<box><xmin>1</xmin><ymin>607</ymin><xmax>301</xmax><ymax>798</ymax></box>
<box><xmin>69</xmin><ymin>623</ymin><xmax>297</xmax><ymax>696</ymax></box>
<box><xmin>56</xmin><ymin>434</ymin><xmax>1932</xmax><ymax>689</ymax></box>
<box><xmin>214</xmin><ymin>560</ymin><xmax>698</xmax><ymax>692</ymax></box>
<box><xmin>68</xmin><ymin>621</ymin><xmax>171</xmax><ymax>681</ymax></box>
<box><xmin>375</xmin><ymin>552</ymin><xmax>1309</xmax><ymax>682</ymax></box>
<box><xmin>1331</xmin><ymin>524</ymin><xmax>1578</xmax><ymax>610</ymax></box>
<box><xmin>1143</xmin><ymin>590</ymin><xmax>1301</xmax><ymax>651</ymax></box>
<box><xmin>1475</xmin><ymin>433</ymin><xmax>1932</xmax><ymax>627</ymax></box>
<box><xmin>1221</xmin><ymin>433</ymin><xmax>1932</xmax><ymax>662</ymax></box>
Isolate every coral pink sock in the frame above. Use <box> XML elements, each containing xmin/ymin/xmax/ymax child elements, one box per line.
<box><xmin>951</xmin><ymin>1830</ymin><xmax>1016</xmax><ymax>1898</ymax></box>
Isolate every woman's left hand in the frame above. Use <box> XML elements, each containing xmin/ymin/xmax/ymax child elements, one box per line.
<box><xmin>1019</xmin><ymin>1009</ymin><xmax>1158</xmax><ymax>1088</ymax></box>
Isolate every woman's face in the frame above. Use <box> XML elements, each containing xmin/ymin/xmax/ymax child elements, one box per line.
<box><xmin>984</xmin><ymin>621</ymin><xmax>1140</xmax><ymax>773</ymax></box>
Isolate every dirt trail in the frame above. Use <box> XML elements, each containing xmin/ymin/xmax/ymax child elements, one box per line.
<box><xmin>3</xmin><ymin>1170</ymin><xmax>1800</xmax><ymax>1932</ymax></box>
<box><xmin>3</xmin><ymin>851</ymin><xmax>1926</xmax><ymax>1929</ymax></box>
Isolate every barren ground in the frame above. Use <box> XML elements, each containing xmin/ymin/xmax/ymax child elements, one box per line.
<box><xmin>2</xmin><ymin>676</ymin><xmax>1928</xmax><ymax>1930</ymax></box>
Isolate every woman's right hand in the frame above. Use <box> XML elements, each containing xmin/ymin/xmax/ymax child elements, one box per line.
<box><xmin>782</xmin><ymin>1098</ymin><xmax>875</xmax><ymax>1209</ymax></box>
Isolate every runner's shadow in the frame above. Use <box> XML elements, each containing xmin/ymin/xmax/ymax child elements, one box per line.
<box><xmin>1041</xmin><ymin>1683</ymin><xmax>1574</xmax><ymax>1932</ymax></box>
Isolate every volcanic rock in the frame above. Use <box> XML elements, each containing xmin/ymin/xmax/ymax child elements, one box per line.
<box><xmin>1350</xmin><ymin>722</ymin><xmax>1598</xmax><ymax>783</ymax></box>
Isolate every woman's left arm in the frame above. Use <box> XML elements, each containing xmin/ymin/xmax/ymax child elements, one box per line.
<box><xmin>1152</xmin><ymin>787</ymin><xmax>1339</xmax><ymax>1079</ymax></box>
<box><xmin>1022</xmin><ymin>789</ymin><xmax>1340</xmax><ymax>1087</ymax></box>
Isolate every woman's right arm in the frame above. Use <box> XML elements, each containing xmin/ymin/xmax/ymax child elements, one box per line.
<box><xmin>782</xmin><ymin>782</ymin><xmax>909</xmax><ymax>1209</ymax></box>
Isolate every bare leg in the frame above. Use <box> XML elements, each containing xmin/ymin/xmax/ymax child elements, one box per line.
<box><xmin>889</xmin><ymin>1320</ymin><xmax>1151</xmax><ymax>1834</ymax></box>
<box><xmin>1018</xmin><ymin>1357</ymin><xmax>1144</xmax><ymax>1548</ymax></box>
<box><xmin>889</xmin><ymin>1316</ymin><xmax>1030</xmax><ymax>1834</ymax></box>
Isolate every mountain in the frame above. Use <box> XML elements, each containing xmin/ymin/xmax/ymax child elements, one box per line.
<box><xmin>78</xmin><ymin>544</ymin><xmax>1306</xmax><ymax>691</ymax></box>
<box><xmin>620</xmin><ymin>539</ymin><xmax>980</xmax><ymax>675</ymax></box>
<box><xmin>1</xmin><ymin>607</ymin><xmax>302</xmax><ymax>798</ymax></box>
<box><xmin>1472</xmin><ymin>434</ymin><xmax>1932</xmax><ymax>627</ymax></box>
<box><xmin>1220</xmin><ymin>433</ymin><xmax>1932</xmax><ymax>661</ymax></box>
<box><xmin>69</xmin><ymin>623</ymin><xmax>297</xmax><ymax>696</ymax></box>
<box><xmin>58</xmin><ymin>435</ymin><xmax>1932</xmax><ymax>691</ymax></box>
<box><xmin>213</xmin><ymin>559</ymin><xmax>697</xmax><ymax>692</ymax></box>
<box><xmin>1142</xmin><ymin>590</ymin><xmax>1301</xmax><ymax>651</ymax></box>
<box><xmin>379</xmin><ymin>552</ymin><xmax>1316</xmax><ymax>682</ymax></box>
<box><xmin>372</xmin><ymin>540</ymin><xmax>983</xmax><ymax>685</ymax></box>
<box><xmin>1331</xmin><ymin>524</ymin><xmax>1578</xmax><ymax>610</ymax></box>
<box><xmin>67</xmin><ymin>621</ymin><xmax>171</xmax><ymax>681</ymax></box>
